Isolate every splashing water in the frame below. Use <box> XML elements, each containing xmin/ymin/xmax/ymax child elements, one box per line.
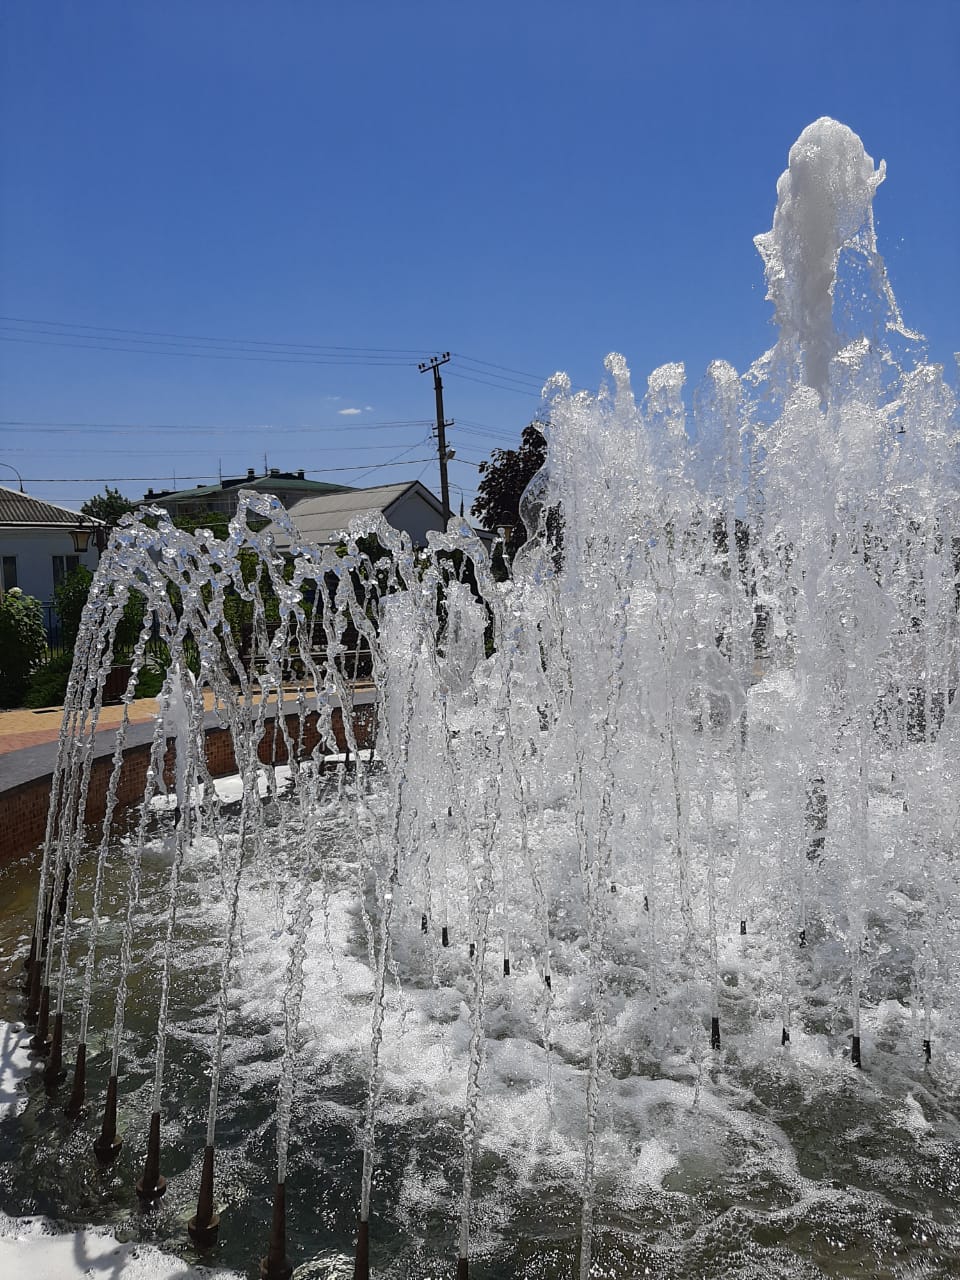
<box><xmin>8</xmin><ymin>117</ymin><xmax>960</xmax><ymax>1279</ymax></box>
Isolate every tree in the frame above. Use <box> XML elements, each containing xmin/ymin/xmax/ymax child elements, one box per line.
<box><xmin>81</xmin><ymin>485</ymin><xmax>139</xmax><ymax>527</ymax></box>
<box><xmin>471</xmin><ymin>419</ymin><xmax>548</xmax><ymax>556</ymax></box>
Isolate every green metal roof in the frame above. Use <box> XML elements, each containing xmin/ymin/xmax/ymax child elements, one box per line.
<box><xmin>144</xmin><ymin>474</ymin><xmax>354</xmax><ymax>503</ymax></box>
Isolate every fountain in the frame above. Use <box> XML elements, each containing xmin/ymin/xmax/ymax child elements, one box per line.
<box><xmin>4</xmin><ymin>117</ymin><xmax>960</xmax><ymax>1278</ymax></box>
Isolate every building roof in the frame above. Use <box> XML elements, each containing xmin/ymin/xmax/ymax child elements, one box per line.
<box><xmin>143</xmin><ymin>469</ymin><xmax>350</xmax><ymax>504</ymax></box>
<box><xmin>0</xmin><ymin>486</ymin><xmax>104</xmax><ymax>529</ymax></box>
<box><xmin>277</xmin><ymin>481</ymin><xmax>444</xmax><ymax>547</ymax></box>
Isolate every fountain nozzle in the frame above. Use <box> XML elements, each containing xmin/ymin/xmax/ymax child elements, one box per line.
<box><xmin>64</xmin><ymin>1043</ymin><xmax>86</xmax><ymax>1119</ymax></box>
<box><xmin>136</xmin><ymin>1110</ymin><xmax>168</xmax><ymax>1204</ymax></box>
<box><xmin>259</xmin><ymin>1180</ymin><xmax>293</xmax><ymax>1280</ymax></box>
<box><xmin>93</xmin><ymin>1075</ymin><xmax>123</xmax><ymax>1164</ymax></box>
<box><xmin>353</xmin><ymin>1218</ymin><xmax>369</xmax><ymax>1280</ymax></box>
<box><xmin>188</xmin><ymin>1144</ymin><xmax>221</xmax><ymax>1247</ymax></box>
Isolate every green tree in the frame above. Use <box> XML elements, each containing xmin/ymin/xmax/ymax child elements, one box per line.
<box><xmin>471</xmin><ymin>420</ymin><xmax>548</xmax><ymax>555</ymax></box>
<box><xmin>0</xmin><ymin>589</ymin><xmax>47</xmax><ymax>707</ymax></box>
<box><xmin>81</xmin><ymin>485</ymin><xmax>138</xmax><ymax>527</ymax></box>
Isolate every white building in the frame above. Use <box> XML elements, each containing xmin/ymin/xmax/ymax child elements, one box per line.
<box><xmin>0</xmin><ymin>486</ymin><xmax>103</xmax><ymax>621</ymax></box>
<box><xmin>274</xmin><ymin>481</ymin><xmax>450</xmax><ymax>551</ymax></box>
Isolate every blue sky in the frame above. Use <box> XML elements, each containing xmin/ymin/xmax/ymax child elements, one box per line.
<box><xmin>1</xmin><ymin>1</ymin><xmax>957</xmax><ymax>513</ymax></box>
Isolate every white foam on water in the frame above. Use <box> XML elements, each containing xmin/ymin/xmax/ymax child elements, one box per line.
<box><xmin>0</xmin><ymin>1212</ymin><xmax>242</xmax><ymax>1280</ymax></box>
<box><xmin>0</xmin><ymin>1022</ymin><xmax>32</xmax><ymax>1121</ymax></box>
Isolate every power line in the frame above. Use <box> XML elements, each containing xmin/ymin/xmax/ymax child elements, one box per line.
<box><xmin>456</xmin><ymin>424</ymin><xmax>520</xmax><ymax>443</ymax></box>
<box><xmin>17</xmin><ymin>457</ymin><xmax>443</xmax><ymax>484</ymax></box>
<box><xmin>0</xmin><ymin>419</ymin><xmax>432</xmax><ymax>434</ymax></box>
<box><xmin>17</xmin><ymin>458</ymin><xmax>442</xmax><ymax>481</ymax></box>
<box><xmin>446</xmin><ymin>369</ymin><xmax>543</xmax><ymax>397</ymax></box>
<box><xmin>450</xmin><ymin>366</ymin><xmax>545</xmax><ymax>392</ymax></box>
<box><xmin>0</xmin><ymin>314</ymin><xmax>574</xmax><ymax>390</ymax></box>
<box><xmin>340</xmin><ymin>437</ymin><xmax>434</xmax><ymax>484</ymax></box>
<box><xmin>452</xmin><ymin>352</ymin><xmax>549</xmax><ymax>385</ymax></box>
<box><xmin>0</xmin><ymin>333</ymin><xmax>418</xmax><ymax>368</ymax></box>
<box><xmin>3</xmin><ymin>437</ymin><xmax>430</xmax><ymax>456</ymax></box>
<box><xmin>0</xmin><ymin>326</ymin><xmax>417</xmax><ymax>363</ymax></box>
<box><xmin>0</xmin><ymin>315</ymin><xmax>427</xmax><ymax>355</ymax></box>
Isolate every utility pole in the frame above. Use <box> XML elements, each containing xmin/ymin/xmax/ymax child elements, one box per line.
<box><xmin>418</xmin><ymin>352</ymin><xmax>453</xmax><ymax>526</ymax></box>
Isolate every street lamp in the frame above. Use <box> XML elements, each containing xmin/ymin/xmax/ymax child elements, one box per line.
<box><xmin>0</xmin><ymin>462</ymin><xmax>25</xmax><ymax>492</ymax></box>
<box><xmin>70</xmin><ymin>525</ymin><xmax>92</xmax><ymax>554</ymax></box>
<box><xmin>69</xmin><ymin>513</ymin><xmax>108</xmax><ymax>554</ymax></box>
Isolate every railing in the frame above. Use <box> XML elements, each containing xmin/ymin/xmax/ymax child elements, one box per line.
<box><xmin>236</xmin><ymin>622</ymin><xmax>372</xmax><ymax>683</ymax></box>
<box><xmin>41</xmin><ymin>601</ymin><xmax>70</xmax><ymax>661</ymax></box>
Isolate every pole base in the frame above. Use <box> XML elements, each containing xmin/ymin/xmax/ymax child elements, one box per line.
<box><xmin>781</xmin><ymin>1026</ymin><xmax>790</xmax><ymax>1046</ymax></box>
<box><xmin>93</xmin><ymin>1134</ymin><xmax>123</xmax><ymax>1165</ymax></box>
<box><xmin>259</xmin><ymin>1179</ymin><xmax>293</xmax><ymax>1279</ymax></box>
<box><xmin>457</xmin><ymin>1256</ymin><xmax>469</xmax><ymax>1279</ymax></box>
<box><xmin>710</xmin><ymin>1016</ymin><xmax>721</xmax><ymax>1050</ymax></box>
<box><xmin>136</xmin><ymin>1174</ymin><xmax>168</xmax><ymax>1203</ymax></box>
<box><xmin>94</xmin><ymin>1074</ymin><xmax>122</xmax><ymax>1164</ymax></box>
<box><xmin>260</xmin><ymin>1256</ymin><xmax>293</xmax><ymax>1280</ymax></box>
<box><xmin>29</xmin><ymin>986</ymin><xmax>51</xmax><ymax>1054</ymax></box>
<box><xmin>42</xmin><ymin>1011</ymin><xmax>64</xmax><ymax>1089</ymax></box>
<box><xmin>923</xmin><ymin>1038</ymin><xmax>932</xmax><ymax>1063</ymax></box>
<box><xmin>190</xmin><ymin>1144</ymin><xmax>220</xmax><ymax>1247</ymax></box>
<box><xmin>851</xmin><ymin>1035</ymin><xmax>862</xmax><ymax>1068</ymax></box>
<box><xmin>136</xmin><ymin>1110</ymin><xmax>167</xmax><ymax>1205</ymax></box>
<box><xmin>354</xmin><ymin>1218</ymin><xmax>369</xmax><ymax>1280</ymax></box>
<box><xmin>43</xmin><ymin>1063</ymin><xmax>66</xmax><ymax>1091</ymax></box>
<box><xmin>188</xmin><ymin>1213</ymin><xmax>221</xmax><ymax>1248</ymax></box>
<box><xmin>64</xmin><ymin>1044</ymin><xmax>87</xmax><ymax>1119</ymax></box>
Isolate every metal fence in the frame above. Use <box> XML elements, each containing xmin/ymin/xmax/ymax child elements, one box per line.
<box><xmin>41</xmin><ymin>600</ymin><xmax>71</xmax><ymax>660</ymax></box>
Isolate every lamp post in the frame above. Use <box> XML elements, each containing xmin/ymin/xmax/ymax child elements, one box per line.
<box><xmin>0</xmin><ymin>462</ymin><xmax>25</xmax><ymax>492</ymax></box>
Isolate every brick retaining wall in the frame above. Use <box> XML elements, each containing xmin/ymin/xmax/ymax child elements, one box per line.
<box><xmin>0</xmin><ymin>703</ymin><xmax>377</xmax><ymax>864</ymax></box>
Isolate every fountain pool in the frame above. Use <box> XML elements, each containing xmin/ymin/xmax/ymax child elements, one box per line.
<box><xmin>4</xmin><ymin>117</ymin><xmax>960</xmax><ymax>1279</ymax></box>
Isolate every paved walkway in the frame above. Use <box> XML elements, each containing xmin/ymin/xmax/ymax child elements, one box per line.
<box><xmin>0</xmin><ymin>681</ymin><xmax>377</xmax><ymax>758</ymax></box>
<box><xmin>0</xmin><ymin>700</ymin><xmax>159</xmax><ymax>756</ymax></box>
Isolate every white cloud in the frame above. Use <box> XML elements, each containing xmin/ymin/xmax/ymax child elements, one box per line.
<box><xmin>338</xmin><ymin>407</ymin><xmax>363</xmax><ymax>416</ymax></box>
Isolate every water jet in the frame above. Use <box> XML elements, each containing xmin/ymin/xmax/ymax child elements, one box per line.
<box><xmin>1</xmin><ymin>115</ymin><xmax>958</xmax><ymax>1279</ymax></box>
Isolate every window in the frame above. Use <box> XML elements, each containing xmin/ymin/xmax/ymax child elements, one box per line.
<box><xmin>52</xmin><ymin>554</ymin><xmax>80</xmax><ymax>587</ymax></box>
<box><xmin>1</xmin><ymin>555</ymin><xmax>16</xmax><ymax>590</ymax></box>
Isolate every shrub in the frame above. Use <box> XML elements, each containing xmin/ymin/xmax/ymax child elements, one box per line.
<box><xmin>133</xmin><ymin>659</ymin><xmax>166</xmax><ymax>700</ymax></box>
<box><xmin>54</xmin><ymin>566</ymin><xmax>94</xmax><ymax>647</ymax></box>
<box><xmin>24</xmin><ymin>651</ymin><xmax>75</xmax><ymax>709</ymax></box>
<box><xmin>0</xmin><ymin>589</ymin><xmax>48</xmax><ymax>708</ymax></box>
